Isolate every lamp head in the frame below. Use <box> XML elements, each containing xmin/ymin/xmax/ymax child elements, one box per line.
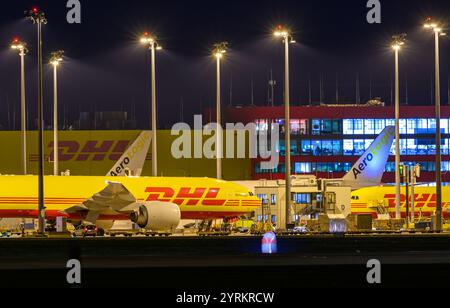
<box><xmin>50</xmin><ymin>50</ymin><xmax>64</xmax><ymax>66</ymax></box>
<box><xmin>212</xmin><ymin>42</ymin><xmax>228</xmax><ymax>59</ymax></box>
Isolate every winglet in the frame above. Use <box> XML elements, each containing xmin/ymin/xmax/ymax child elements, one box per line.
<box><xmin>107</xmin><ymin>131</ymin><xmax>152</xmax><ymax>177</ymax></box>
<box><xmin>342</xmin><ymin>126</ymin><xmax>395</xmax><ymax>189</ymax></box>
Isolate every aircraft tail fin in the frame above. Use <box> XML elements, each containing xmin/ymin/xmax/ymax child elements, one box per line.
<box><xmin>342</xmin><ymin>126</ymin><xmax>395</xmax><ymax>189</ymax></box>
<box><xmin>107</xmin><ymin>131</ymin><xmax>152</xmax><ymax>177</ymax></box>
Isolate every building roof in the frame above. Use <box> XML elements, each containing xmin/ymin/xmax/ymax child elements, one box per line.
<box><xmin>221</xmin><ymin>105</ymin><xmax>450</xmax><ymax>122</ymax></box>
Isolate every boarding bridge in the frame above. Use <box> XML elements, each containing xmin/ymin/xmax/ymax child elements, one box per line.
<box><xmin>253</xmin><ymin>176</ymin><xmax>351</xmax><ymax>229</ymax></box>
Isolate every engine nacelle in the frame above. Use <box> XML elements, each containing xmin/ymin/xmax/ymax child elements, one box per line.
<box><xmin>130</xmin><ymin>201</ymin><xmax>181</xmax><ymax>231</ymax></box>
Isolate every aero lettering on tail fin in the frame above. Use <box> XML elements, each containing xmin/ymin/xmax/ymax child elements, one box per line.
<box><xmin>342</xmin><ymin>126</ymin><xmax>395</xmax><ymax>189</ymax></box>
<box><xmin>107</xmin><ymin>131</ymin><xmax>152</xmax><ymax>177</ymax></box>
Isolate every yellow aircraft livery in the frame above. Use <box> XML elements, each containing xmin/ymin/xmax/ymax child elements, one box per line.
<box><xmin>0</xmin><ymin>175</ymin><xmax>260</xmax><ymax>221</ymax></box>
<box><xmin>351</xmin><ymin>186</ymin><xmax>450</xmax><ymax>219</ymax></box>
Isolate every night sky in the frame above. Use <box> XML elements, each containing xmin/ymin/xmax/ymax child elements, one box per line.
<box><xmin>1</xmin><ymin>0</ymin><xmax>450</xmax><ymax>129</ymax></box>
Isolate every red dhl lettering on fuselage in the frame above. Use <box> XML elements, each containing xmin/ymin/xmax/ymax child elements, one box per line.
<box><xmin>29</xmin><ymin>140</ymin><xmax>135</xmax><ymax>162</ymax></box>
<box><xmin>383</xmin><ymin>194</ymin><xmax>440</xmax><ymax>209</ymax></box>
<box><xmin>145</xmin><ymin>187</ymin><xmax>250</xmax><ymax>207</ymax></box>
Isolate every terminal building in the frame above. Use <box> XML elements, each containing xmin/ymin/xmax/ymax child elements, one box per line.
<box><xmin>0</xmin><ymin>103</ymin><xmax>449</xmax><ymax>186</ymax></box>
<box><xmin>223</xmin><ymin>104</ymin><xmax>450</xmax><ymax>184</ymax></box>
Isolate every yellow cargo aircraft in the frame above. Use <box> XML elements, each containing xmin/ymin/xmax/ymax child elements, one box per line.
<box><xmin>0</xmin><ymin>175</ymin><xmax>260</xmax><ymax>231</ymax></box>
<box><xmin>351</xmin><ymin>186</ymin><xmax>450</xmax><ymax>219</ymax></box>
<box><xmin>0</xmin><ymin>131</ymin><xmax>260</xmax><ymax>231</ymax></box>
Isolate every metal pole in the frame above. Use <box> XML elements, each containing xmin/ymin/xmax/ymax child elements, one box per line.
<box><xmin>216</xmin><ymin>55</ymin><xmax>222</xmax><ymax>179</ymax></box>
<box><xmin>411</xmin><ymin>166</ymin><xmax>415</xmax><ymax>225</ymax></box>
<box><xmin>405</xmin><ymin>165</ymin><xmax>409</xmax><ymax>227</ymax></box>
<box><xmin>394</xmin><ymin>48</ymin><xmax>401</xmax><ymax>219</ymax></box>
<box><xmin>53</xmin><ymin>64</ymin><xmax>59</xmax><ymax>176</ymax></box>
<box><xmin>284</xmin><ymin>36</ymin><xmax>291</xmax><ymax>229</ymax></box>
<box><xmin>151</xmin><ymin>42</ymin><xmax>158</xmax><ymax>177</ymax></box>
<box><xmin>435</xmin><ymin>30</ymin><xmax>442</xmax><ymax>231</ymax></box>
<box><xmin>20</xmin><ymin>50</ymin><xmax>27</xmax><ymax>175</ymax></box>
<box><xmin>37</xmin><ymin>20</ymin><xmax>46</xmax><ymax>234</ymax></box>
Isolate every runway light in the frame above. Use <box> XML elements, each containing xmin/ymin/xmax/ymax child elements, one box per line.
<box><xmin>261</xmin><ymin>231</ymin><xmax>277</xmax><ymax>254</ymax></box>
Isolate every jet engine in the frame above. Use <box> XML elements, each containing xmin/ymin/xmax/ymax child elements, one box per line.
<box><xmin>130</xmin><ymin>201</ymin><xmax>181</xmax><ymax>231</ymax></box>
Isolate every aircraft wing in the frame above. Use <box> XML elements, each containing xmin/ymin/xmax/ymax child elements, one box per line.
<box><xmin>61</xmin><ymin>181</ymin><xmax>141</xmax><ymax>223</ymax></box>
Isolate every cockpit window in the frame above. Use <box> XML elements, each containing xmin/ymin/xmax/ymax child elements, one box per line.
<box><xmin>351</xmin><ymin>196</ymin><xmax>360</xmax><ymax>200</ymax></box>
<box><xmin>249</xmin><ymin>192</ymin><xmax>254</xmax><ymax>196</ymax></box>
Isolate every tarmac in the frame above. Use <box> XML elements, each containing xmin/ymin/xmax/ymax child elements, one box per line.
<box><xmin>1</xmin><ymin>234</ymin><xmax>450</xmax><ymax>288</ymax></box>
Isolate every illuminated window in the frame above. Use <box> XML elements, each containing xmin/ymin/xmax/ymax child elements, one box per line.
<box><xmin>407</xmin><ymin>139</ymin><xmax>417</xmax><ymax>155</ymax></box>
<box><xmin>312</xmin><ymin>120</ymin><xmax>321</xmax><ymax>135</ymax></box>
<box><xmin>295</xmin><ymin>162</ymin><xmax>311</xmax><ymax>173</ymax></box>
<box><xmin>332</xmin><ymin>140</ymin><xmax>343</xmax><ymax>156</ymax></box>
<box><xmin>343</xmin><ymin>140</ymin><xmax>354</xmax><ymax>156</ymax></box>
<box><xmin>365</xmin><ymin>139</ymin><xmax>374</xmax><ymax>150</ymax></box>
<box><xmin>374</xmin><ymin>119</ymin><xmax>385</xmax><ymax>134</ymax></box>
<box><xmin>353</xmin><ymin>119</ymin><xmax>364</xmax><ymax>135</ymax></box>
<box><xmin>301</xmin><ymin>140</ymin><xmax>312</xmax><ymax>155</ymax></box>
<box><xmin>364</xmin><ymin>119</ymin><xmax>375</xmax><ymax>135</ymax></box>
<box><xmin>311</xmin><ymin>140</ymin><xmax>322</xmax><ymax>156</ymax></box>
<box><xmin>343</xmin><ymin>119</ymin><xmax>354</xmax><ymax>135</ymax></box>
<box><xmin>321</xmin><ymin>140</ymin><xmax>333</xmax><ymax>156</ymax></box>
<box><xmin>354</xmin><ymin>140</ymin><xmax>365</xmax><ymax>155</ymax></box>
<box><xmin>441</xmin><ymin>119</ymin><xmax>449</xmax><ymax>134</ymax></box>
<box><xmin>399</xmin><ymin>119</ymin><xmax>407</xmax><ymax>134</ymax></box>
<box><xmin>255</xmin><ymin>119</ymin><xmax>268</xmax><ymax>132</ymax></box>
<box><xmin>290</xmin><ymin>119</ymin><xmax>308</xmax><ymax>135</ymax></box>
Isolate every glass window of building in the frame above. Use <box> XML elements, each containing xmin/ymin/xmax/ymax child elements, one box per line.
<box><xmin>365</xmin><ymin>139</ymin><xmax>374</xmax><ymax>150</ymax></box>
<box><xmin>290</xmin><ymin>140</ymin><xmax>299</xmax><ymax>155</ymax></box>
<box><xmin>271</xmin><ymin>194</ymin><xmax>276</xmax><ymax>205</ymax></box>
<box><xmin>354</xmin><ymin>140</ymin><xmax>365</xmax><ymax>155</ymax></box>
<box><xmin>294</xmin><ymin>194</ymin><xmax>311</xmax><ymax>204</ymax></box>
<box><xmin>442</xmin><ymin>139</ymin><xmax>449</xmax><ymax>155</ymax></box>
<box><xmin>344</xmin><ymin>162</ymin><xmax>352</xmax><ymax>172</ymax></box>
<box><xmin>290</xmin><ymin>119</ymin><xmax>301</xmax><ymax>135</ymax></box>
<box><xmin>274</xmin><ymin>119</ymin><xmax>285</xmax><ymax>134</ymax></box>
<box><xmin>295</xmin><ymin>162</ymin><xmax>311</xmax><ymax>173</ymax></box>
<box><xmin>321</xmin><ymin>140</ymin><xmax>333</xmax><ymax>156</ymax></box>
<box><xmin>353</xmin><ymin>119</ymin><xmax>364</xmax><ymax>135</ymax></box>
<box><xmin>407</xmin><ymin>119</ymin><xmax>417</xmax><ymax>135</ymax></box>
<box><xmin>312</xmin><ymin>120</ymin><xmax>321</xmax><ymax>135</ymax></box>
<box><xmin>332</xmin><ymin>120</ymin><xmax>342</xmax><ymax>134</ymax></box>
<box><xmin>374</xmin><ymin>119</ymin><xmax>385</xmax><ymax>134</ymax></box>
<box><xmin>290</xmin><ymin>119</ymin><xmax>308</xmax><ymax>135</ymax></box>
<box><xmin>399</xmin><ymin>139</ymin><xmax>407</xmax><ymax>155</ymax></box>
<box><xmin>441</xmin><ymin>119</ymin><xmax>449</xmax><ymax>134</ymax></box>
<box><xmin>279</xmin><ymin>140</ymin><xmax>286</xmax><ymax>157</ymax></box>
<box><xmin>332</xmin><ymin>140</ymin><xmax>343</xmax><ymax>156</ymax></box>
<box><xmin>255</xmin><ymin>119</ymin><xmax>268</xmax><ymax>132</ymax></box>
<box><xmin>416</xmin><ymin>139</ymin><xmax>428</xmax><ymax>155</ymax></box>
<box><xmin>399</xmin><ymin>119</ymin><xmax>407</xmax><ymax>134</ymax></box>
<box><xmin>343</xmin><ymin>119</ymin><xmax>354</xmax><ymax>135</ymax></box>
<box><xmin>364</xmin><ymin>119</ymin><xmax>375</xmax><ymax>135</ymax></box>
<box><xmin>416</xmin><ymin>119</ymin><xmax>428</xmax><ymax>134</ymax></box>
<box><xmin>321</xmin><ymin>120</ymin><xmax>333</xmax><ymax>134</ymax></box>
<box><xmin>343</xmin><ymin>140</ymin><xmax>354</xmax><ymax>156</ymax></box>
<box><xmin>301</xmin><ymin>140</ymin><xmax>312</xmax><ymax>155</ymax></box>
<box><xmin>428</xmin><ymin>119</ymin><xmax>436</xmax><ymax>134</ymax></box>
<box><xmin>311</xmin><ymin>140</ymin><xmax>322</xmax><ymax>156</ymax></box>
<box><xmin>407</xmin><ymin>139</ymin><xmax>417</xmax><ymax>155</ymax></box>
<box><xmin>386</xmin><ymin>119</ymin><xmax>395</xmax><ymax>128</ymax></box>
<box><xmin>257</xmin><ymin>194</ymin><xmax>268</xmax><ymax>205</ymax></box>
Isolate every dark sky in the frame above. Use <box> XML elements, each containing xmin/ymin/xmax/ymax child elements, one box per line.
<box><xmin>1</xmin><ymin>0</ymin><xmax>450</xmax><ymax>129</ymax></box>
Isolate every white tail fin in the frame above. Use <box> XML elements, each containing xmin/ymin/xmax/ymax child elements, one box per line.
<box><xmin>107</xmin><ymin>131</ymin><xmax>152</xmax><ymax>177</ymax></box>
<box><xmin>342</xmin><ymin>126</ymin><xmax>395</xmax><ymax>189</ymax></box>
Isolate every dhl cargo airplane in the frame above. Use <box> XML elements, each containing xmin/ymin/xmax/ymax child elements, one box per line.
<box><xmin>0</xmin><ymin>131</ymin><xmax>260</xmax><ymax>231</ymax></box>
<box><xmin>345</xmin><ymin>125</ymin><xmax>450</xmax><ymax>219</ymax></box>
<box><xmin>351</xmin><ymin>186</ymin><xmax>450</xmax><ymax>219</ymax></box>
